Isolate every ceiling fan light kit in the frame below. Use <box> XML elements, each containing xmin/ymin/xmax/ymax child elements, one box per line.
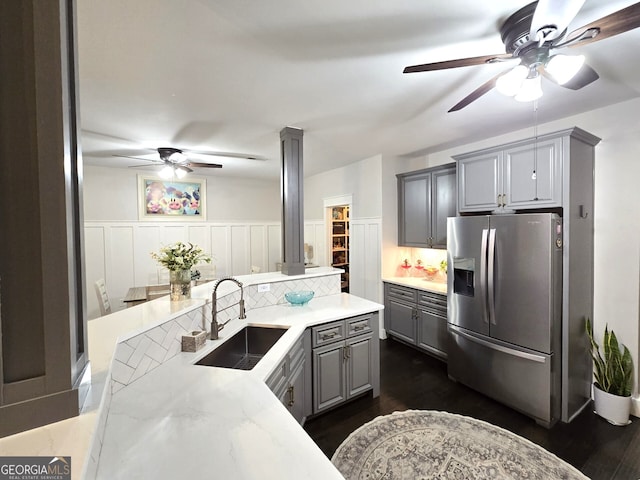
<box><xmin>495</xmin><ymin>65</ymin><xmax>529</xmax><ymax>96</ymax></box>
<box><xmin>402</xmin><ymin>0</ymin><xmax>640</xmax><ymax>111</ymax></box>
<box><xmin>158</xmin><ymin>165</ymin><xmax>189</xmax><ymax>179</ymax></box>
<box><xmin>514</xmin><ymin>74</ymin><xmax>543</xmax><ymax>102</ymax></box>
<box><xmin>545</xmin><ymin>53</ymin><xmax>585</xmax><ymax>85</ymax></box>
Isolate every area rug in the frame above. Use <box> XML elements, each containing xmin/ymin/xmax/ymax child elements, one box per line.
<box><xmin>331</xmin><ymin>410</ymin><xmax>588</xmax><ymax>480</ymax></box>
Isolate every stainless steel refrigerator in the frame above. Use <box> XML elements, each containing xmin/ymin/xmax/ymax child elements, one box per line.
<box><xmin>447</xmin><ymin>213</ymin><xmax>563</xmax><ymax>427</ymax></box>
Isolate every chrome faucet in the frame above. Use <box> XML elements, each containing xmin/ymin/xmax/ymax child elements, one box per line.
<box><xmin>210</xmin><ymin>277</ymin><xmax>246</xmax><ymax>340</ymax></box>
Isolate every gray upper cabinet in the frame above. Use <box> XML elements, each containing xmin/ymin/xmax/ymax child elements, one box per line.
<box><xmin>504</xmin><ymin>137</ymin><xmax>562</xmax><ymax>209</ymax></box>
<box><xmin>398</xmin><ymin>162</ymin><xmax>456</xmax><ymax>248</ymax></box>
<box><xmin>456</xmin><ymin>128</ymin><xmax>596</xmax><ymax>213</ymax></box>
<box><xmin>457</xmin><ymin>151</ymin><xmax>502</xmax><ymax>212</ymax></box>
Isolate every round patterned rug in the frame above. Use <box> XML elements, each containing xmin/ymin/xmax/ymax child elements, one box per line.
<box><xmin>331</xmin><ymin>410</ymin><xmax>589</xmax><ymax>480</ymax></box>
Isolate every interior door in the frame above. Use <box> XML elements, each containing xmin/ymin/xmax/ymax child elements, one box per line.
<box><xmin>488</xmin><ymin>214</ymin><xmax>561</xmax><ymax>354</ymax></box>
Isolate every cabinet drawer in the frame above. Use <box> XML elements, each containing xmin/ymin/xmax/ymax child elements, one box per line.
<box><xmin>312</xmin><ymin>320</ymin><xmax>345</xmax><ymax>347</ymax></box>
<box><xmin>418</xmin><ymin>292</ymin><xmax>447</xmax><ymax>313</ymax></box>
<box><xmin>346</xmin><ymin>315</ymin><xmax>373</xmax><ymax>338</ymax></box>
<box><xmin>386</xmin><ymin>284</ymin><xmax>417</xmax><ymax>304</ymax></box>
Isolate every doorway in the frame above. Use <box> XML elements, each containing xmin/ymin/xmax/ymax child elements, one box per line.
<box><xmin>329</xmin><ymin>205</ymin><xmax>349</xmax><ymax>292</ymax></box>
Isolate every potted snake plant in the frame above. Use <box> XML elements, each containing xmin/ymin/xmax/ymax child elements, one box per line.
<box><xmin>586</xmin><ymin>318</ymin><xmax>634</xmax><ymax>425</ymax></box>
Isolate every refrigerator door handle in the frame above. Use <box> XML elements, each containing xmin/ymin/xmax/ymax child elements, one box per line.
<box><xmin>487</xmin><ymin>228</ymin><xmax>497</xmax><ymax>325</ymax></box>
<box><xmin>480</xmin><ymin>228</ymin><xmax>489</xmax><ymax>324</ymax></box>
<box><xmin>450</xmin><ymin>326</ymin><xmax>547</xmax><ymax>364</ymax></box>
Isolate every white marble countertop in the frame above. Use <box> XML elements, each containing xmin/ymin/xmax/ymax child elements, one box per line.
<box><xmin>382</xmin><ymin>276</ymin><xmax>448</xmax><ymax>295</ymax></box>
<box><xmin>96</xmin><ymin>292</ymin><xmax>383</xmax><ymax>479</ymax></box>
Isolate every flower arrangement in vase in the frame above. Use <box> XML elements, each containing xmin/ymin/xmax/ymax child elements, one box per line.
<box><xmin>151</xmin><ymin>242</ymin><xmax>211</xmax><ymax>301</ymax></box>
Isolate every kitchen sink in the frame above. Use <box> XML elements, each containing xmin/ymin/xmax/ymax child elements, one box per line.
<box><xmin>195</xmin><ymin>326</ymin><xmax>288</xmax><ymax>370</ymax></box>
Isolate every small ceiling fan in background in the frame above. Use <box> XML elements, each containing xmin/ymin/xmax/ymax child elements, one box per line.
<box><xmin>114</xmin><ymin>147</ymin><xmax>263</xmax><ymax>179</ymax></box>
<box><xmin>403</xmin><ymin>0</ymin><xmax>640</xmax><ymax>112</ymax></box>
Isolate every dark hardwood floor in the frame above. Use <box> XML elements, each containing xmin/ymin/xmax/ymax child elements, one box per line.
<box><xmin>304</xmin><ymin>338</ymin><xmax>640</xmax><ymax>480</ymax></box>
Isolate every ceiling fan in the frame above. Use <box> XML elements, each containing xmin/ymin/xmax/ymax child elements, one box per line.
<box><xmin>403</xmin><ymin>0</ymin><xmax>640</xmax><ymax>112</ymax></box>
<box><xmin>114</xmin><ymin>147</ymin><xmax>262</xmax><ymax>178</ymax></box>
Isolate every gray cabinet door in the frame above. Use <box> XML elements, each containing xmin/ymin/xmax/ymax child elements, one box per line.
<box><xmin>504</xmin><ymin>138</ymin><xmax>562</xmax><ymax>209</ymax></box>
<box><xmin>458</xmin><ymin>151</ymin><xmax>502</xmax><ymax>212</ymax></box>
<box><xmin>346</xmin><ymin>334</ymin><xmax>373</xmax><ymax>398</ymax></box>
<box><xmin>385</xmin><ymin>299</ymin><xmax>417</xmax><ymax>345</ymax></box>
<box><xmin>398</xmin><ymin>172</ymin><xmax>431</xmax><ymax>246</ymax></box>
<box><xmin>431</xmin><ymin>166</ymin><xmax>457</xmax><ymax>248</ymax></box>
<box><xmin>287</xmin><ymin>359</ymin><xmax>307</xmax><ymax>424</ymax></box>
<box><xmin>313</xmin><ymin>342</ymin><xmax>346</xmax><ymax>413</ymax></box>
<box><xmin>418</xmin><ymin>309</ymin><xmax>448</xmax><ymax>359</ymax></box>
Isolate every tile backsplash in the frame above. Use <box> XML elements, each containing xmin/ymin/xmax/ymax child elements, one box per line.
<box><xmin>109</xmin><ymin>271</ymin><xmax>341</xmax><ymax>394</ymax></box>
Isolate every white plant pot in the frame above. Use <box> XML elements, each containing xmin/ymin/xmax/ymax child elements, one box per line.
<box><xmin>593</xmin><ymin>385</ymin><xmax>632</xmax><ymax>426</ymax></box>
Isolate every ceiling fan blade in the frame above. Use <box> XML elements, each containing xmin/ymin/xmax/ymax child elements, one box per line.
<box><xmin>530</xmin><ymin>0</ymin><xmax>586</xmax><ymax>43</ymax></box>
<box><xmin>186</xmin><ymin>149</ymin><xmax>265</xmax><ymax>161</ymax></box>
<box><xmin>403</xmin><ymin>53</ymin><xmax>513</xmax><ymax>74</ymax></box>
<box><xmin>560</xmin><ymin>2</ymin><xmax>640</xmax><ymax>48</ymax></box>
<box><xmin>112</xmin><ymin>154</ymin><xmax>159</xmax><ymax>163</ymax></box>
<box><xmin>547</xmin><ymin>62</ymin><xmax>599</xmax><ymax>90</ymax></box>
<box><xmin>448</xmin><ymin>73</ymin><xmax>502</xmax><ymax>112</ymax></box>
<box><xmin>127</xmin><ymin>164</ymin><xmax>160</xmax><ymax>169</ymax></box>
<box><xmin>188</xmin><ymin>162</ymin><xmax>223</xmax><ymax>169</ymax></box>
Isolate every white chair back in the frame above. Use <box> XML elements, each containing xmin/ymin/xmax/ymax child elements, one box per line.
<box><xmin>94</xmin><ymin>279</ymin><xmax>112</xmax><ymax>316</ymax></box>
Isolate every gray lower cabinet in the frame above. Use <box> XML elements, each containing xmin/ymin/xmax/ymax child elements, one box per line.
<box><xmin>312</xmin><ymin>314</ymin><xmax>379</xmax><ymax>414</ymax></box>
<box><xmin>384</xmin><ymin>282</ymin><xmax>447</xmax><ymax>359</ymax></box>
<box><xmin>266</xmin><ymin>329</ymin><xmax>312</xmax><ymax>425</ymax></box>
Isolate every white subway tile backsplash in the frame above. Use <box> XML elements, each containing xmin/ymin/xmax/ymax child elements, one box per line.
<box><xmin>108</xmin><ymin>272</ymin><xmax>341</xmax><ymax>393</ymax></box>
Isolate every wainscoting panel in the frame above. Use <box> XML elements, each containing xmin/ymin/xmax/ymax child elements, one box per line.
<box><xmin>85</xmin><ymin>221</ymin><xmax>282</xmax><ymax>319</ymax></box>
<box><xmin>250</xmin><ymin>225</ymin><xmax>266</xmax><ymax>272</ymax></box>
<box><xmin>350</xmin><ymin>218</ymin><xmax>383</xmax><ymax>335</ymax></box>
<box><xmin>268</xmin><ymin>224</ymin><xmax>281</xmax><ymax>272</ymax></box>
<box><xmin>133</xmin><ymin>225</ymin><xmax>162</xmax><ymax>285</ymax></box>
<box><xmin>84</xmin><ymin>219</ymin><xmax>381</xmax><ymax>321</ymax></box>
<box><xmin>186</xmin><ymin>225</ymin><xmax>211</xmax><ymax>254</ymax></box>
<box><xmin>108</xmin><ymin>226</ymin><xmax>136</xmax><ymax>302</ymax></box>
<box><xmin>230</xmin><ymin>225</ymin><xmax>249</xmax><ymax>275</ymax></box>
<box><xmin>304</xmin><ymin>220</ymin><xmax>327</xmax><ymax>266</ymax></box>
<box><xmin>210</xmin><ymin>225</ymin><xmax>230</xmax><ymax>279</ymax></box>
<box><xmin>85</xmin><ymin>226</ymin><xmax>107</xmax><ymax>307</ymax></box>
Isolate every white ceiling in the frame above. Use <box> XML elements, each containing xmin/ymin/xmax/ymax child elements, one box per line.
<box><xmin>77</xmin><ymin>0</ymin><xmax>640</xmax><ymax>180</ymax></box>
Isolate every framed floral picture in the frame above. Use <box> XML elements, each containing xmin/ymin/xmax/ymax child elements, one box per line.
<box><xmin>137</xmin><ymin>175</ymin><xmax>206</xmax><ymax>221</ymax></box>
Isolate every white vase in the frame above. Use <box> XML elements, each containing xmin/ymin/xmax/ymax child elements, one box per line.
<box><xmin>593</xmin><ymin>385</ymin><xmax>631</xmax><ymax>426</ymax></box>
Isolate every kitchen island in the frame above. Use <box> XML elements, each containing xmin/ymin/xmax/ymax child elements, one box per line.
<box><xmin>87</xmin><ymin>267</ymin><xmax>382</xmax><ymax>479</ymax></box>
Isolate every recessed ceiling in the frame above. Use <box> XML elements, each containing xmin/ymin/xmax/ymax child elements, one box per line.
<box><xmin>77</xmin><ymin>0</ymin><xmax>640</xmax><ymax>179</ymax></box>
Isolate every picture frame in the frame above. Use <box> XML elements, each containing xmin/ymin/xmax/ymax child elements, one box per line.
<box><xmin>137</xmin><ymin>175</ymin><xmax>206</xmax><ymax>221</ymax></box>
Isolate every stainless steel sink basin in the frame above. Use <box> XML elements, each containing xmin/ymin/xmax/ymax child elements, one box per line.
<box><xmin>195</xmin><ymin>326</ymin><xmax>288</xmax><ymax>370</ymax></box>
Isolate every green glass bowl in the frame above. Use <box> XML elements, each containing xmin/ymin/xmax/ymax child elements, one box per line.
<box><xmin>285</xmin><ymin>290</ymin><xmax>315</xmax><ymax>305</ymax></box>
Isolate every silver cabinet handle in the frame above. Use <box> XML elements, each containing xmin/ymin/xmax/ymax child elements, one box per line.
<box><xmin>353</xmin><ymin>324</ymin><xmax>366</xmax><ymax>331</ymax></box>
<box><xmin>321</xmin><ymin>331</ymin><xmax>337</xmax><ymax>340</ymax></box>
<box><xmin>287</xmin><ymin>385</ymin><xmax>294</xmax><ymax>407</ymax></box>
